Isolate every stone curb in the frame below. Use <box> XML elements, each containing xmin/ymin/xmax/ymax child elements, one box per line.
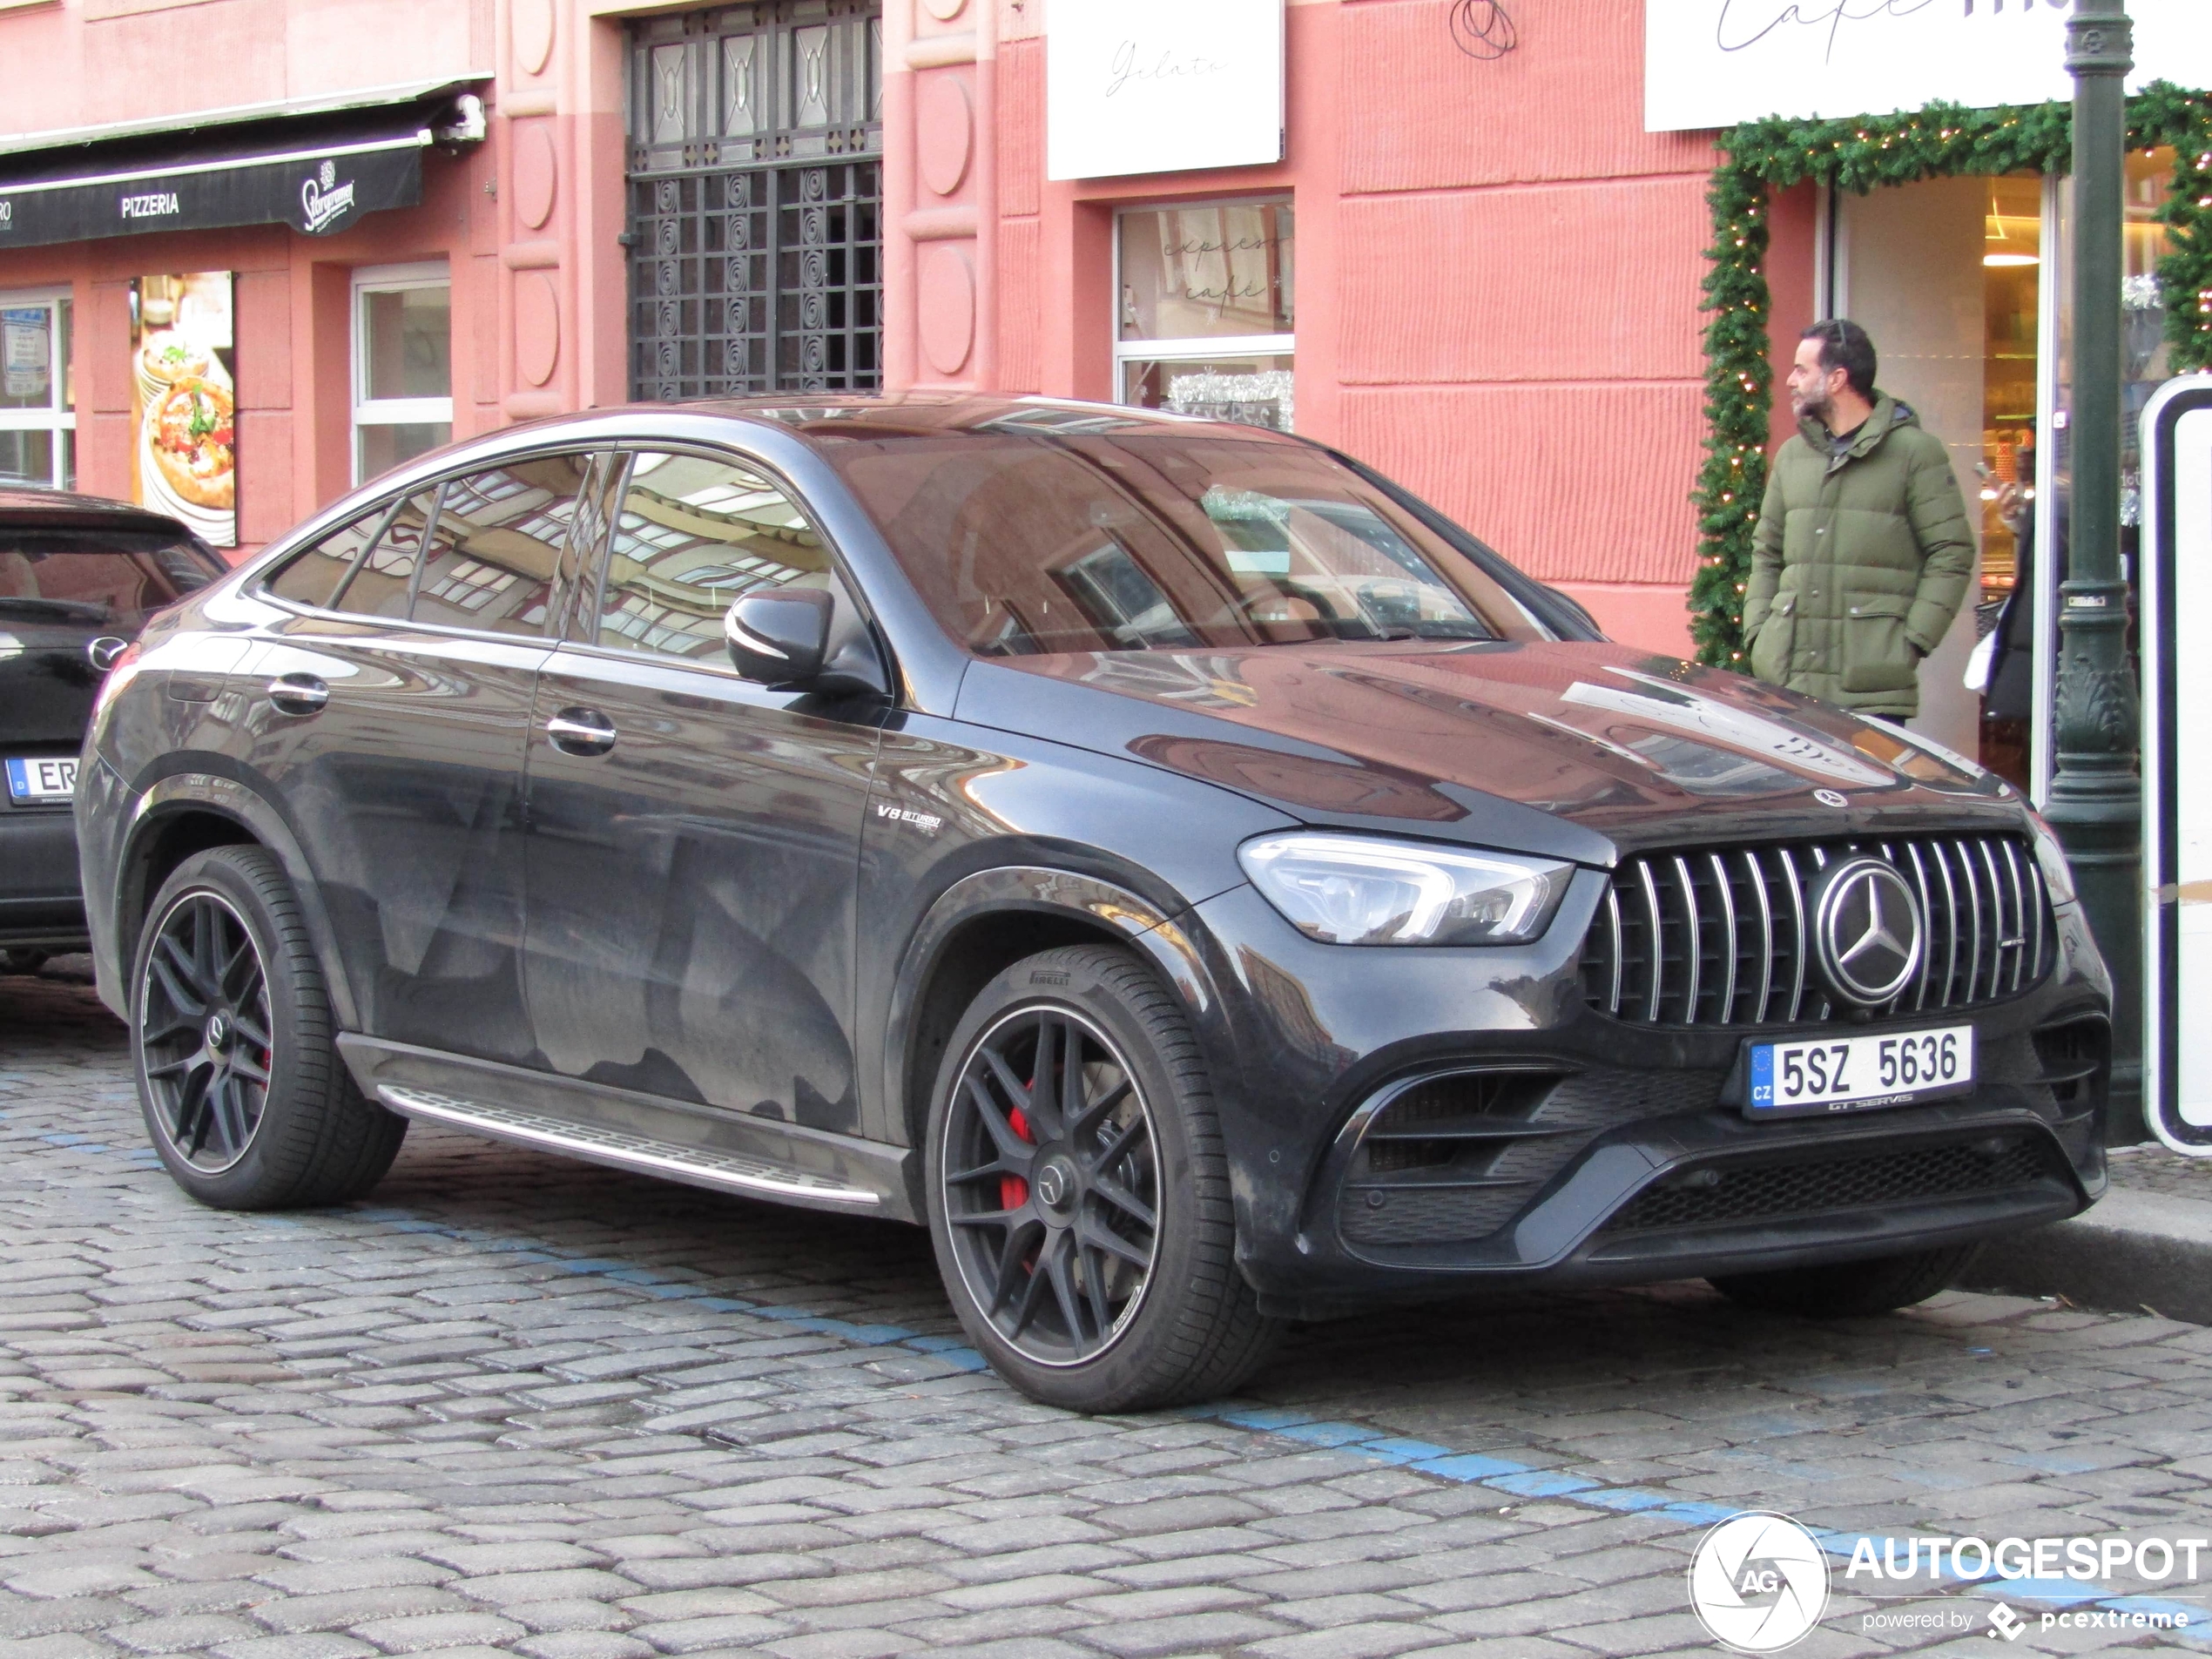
<box><xmin>1963</xmin><ymin>1184</ymin><xmax>2212</xmax><ymax>1325</ymax></box>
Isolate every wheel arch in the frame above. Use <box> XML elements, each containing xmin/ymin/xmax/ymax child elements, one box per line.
<box><xmin>885</xmin><ymin>867</ymin><xmax>1236</xmax><ymax>1204</ymax></box>
<box><xmin>119</xmin><ymin>775</ymin><xmax>361</xmax><ymax>1031</ymax></box>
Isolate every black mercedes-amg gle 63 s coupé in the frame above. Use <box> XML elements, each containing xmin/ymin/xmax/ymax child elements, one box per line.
<box><xmin>78</xmin><ymin>396</ymin><xmax>2108</xmax><ymax>1411</ymax></box>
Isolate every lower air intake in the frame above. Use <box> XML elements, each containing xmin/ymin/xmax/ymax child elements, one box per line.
<box><xmin>1602</xmin><ymin>1135</ymin><xmax>2062</xmax><ymax>1234</ymax></box>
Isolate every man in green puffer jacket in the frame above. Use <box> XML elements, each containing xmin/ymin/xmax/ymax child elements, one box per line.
<box><xmin>1740</xmin><ymin>319</ymin><xmax>1976</xmax><ymax>720</ymax></box>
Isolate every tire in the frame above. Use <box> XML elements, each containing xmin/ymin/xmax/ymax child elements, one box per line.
<box><xmin>132</xmin><ymin>846</ymin><xmax>406</xmax><ymax>1210</ymax></box>
<box><xmin>924</xmin><ymin>943</ymin><xmax>1281</xmax><ymax>1413</ymax></box>
<box><xmin>1708</xmin><ymin>1243</ymin><xmax>1980</xmax><ymax>1318</ymax></box>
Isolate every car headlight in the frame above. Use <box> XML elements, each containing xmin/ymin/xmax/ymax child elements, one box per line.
<box><xmin>1238</xmin><ymin>833</ymin><xmax>1574</xmax><ymax>946</ymax></box>
<box><xmin>2024</xmin><ymin>808</ymin><xmax>2080</xmax><ymax>907</ymax></box>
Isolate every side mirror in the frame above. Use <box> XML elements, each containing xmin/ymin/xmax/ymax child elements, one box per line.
<box><xmin>725</xmin><ymin>589</ymin><xmax>833</xmax><ymax>685</ymax></box>
<box><xmin>724</xmin><ymin>588</ymin><xmax>890</xmax><ymax>698</ymax></box>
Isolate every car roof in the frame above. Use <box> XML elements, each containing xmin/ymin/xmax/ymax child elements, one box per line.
<box><xmin>494</xmin><ymin>392</ymin><xmax>1306</xmax><ymax>454</ymax></box>
<box><xmin>682</xmin><ymin>392</ymin><xmax>1301</xmax><ymax>446</ymax></box>
<box><xmin>0</xmin><ymin>486</ymin><xmax>199</xmax><ymax>538</ymax></box>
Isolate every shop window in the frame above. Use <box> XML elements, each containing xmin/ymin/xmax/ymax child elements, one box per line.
<box><xmin>1116</xmin><ymin>201</ymin><xmax>1293</xmax><ymax>432</ymax></box>
<box><xmin>353</xmin><ymin>263</ymin><xmax>453</xmax><ymax>484</ymax></box>
<box><xmin>0</xmin><ymin>290</ymin><xmax>75</xmax><ymax>491</ymax></box>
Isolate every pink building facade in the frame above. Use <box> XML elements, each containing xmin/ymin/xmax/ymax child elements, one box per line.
<box><xmin>0</xmin><ymin>0</ymin><xmax>1733</xmax><ymax>655</ymax></box>
<box><xmin>20</xmin><ymin>0</ymin><xmax>2184</xmax><ymax>685</ymax></box>
<box><xmin>879</xmin><ymin>0</ymin><xmax>1730</xmax><ymax>655</ymax></box>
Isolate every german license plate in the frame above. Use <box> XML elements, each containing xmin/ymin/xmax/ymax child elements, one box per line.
<box><xmin>4</xmin><ymin>755</ymin><xmax>77</xmax><ymax>804</ymax></box>
<box><xmin>1747</xmin><ymin>1025</ymin><xmax>1975</xmax><ymax>1118</ymax></box>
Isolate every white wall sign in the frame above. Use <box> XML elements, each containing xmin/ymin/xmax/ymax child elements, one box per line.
<box><xmin>1646</xmin><ymin>0</ymin><xmax>2212</xmax><ymax>133</ymax></box>
<box><xmin>2144</xmin><ymin>380</ymin><xmax>2212</xmax><ymax>1156</ymax></box>
<box><xmin>1046</xmin><ymin>0</ymin><xmax>1285</xmax><ymax>182</ymax></box>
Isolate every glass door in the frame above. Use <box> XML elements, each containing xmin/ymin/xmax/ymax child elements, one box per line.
<box><xmin>1832</xmin><ymin>158</ymin><xmax>2179</xmax><ymax>797</ymax></box>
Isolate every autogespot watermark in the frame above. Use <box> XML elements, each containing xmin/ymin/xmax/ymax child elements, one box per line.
<box><xmin>1844</xmin><ymin>1532</ymin><xmax>2212</xmax><ymax>1585</ymax></box>
<box><xmin>1688</xmin><ymin>1511</ymin><xmax>2207</xmax><ymax>1651</ymax></box>
<box><xmin>1689</xmin><ymin>1513</ymin><xmax>1830</xmax><ymax>1652</ymax></box>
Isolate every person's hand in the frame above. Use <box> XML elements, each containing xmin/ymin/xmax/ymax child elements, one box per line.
<box><xmin>1993</xmin><ymin>481</ymin><xmax>2031</xmax><ymax>536</ymax></box>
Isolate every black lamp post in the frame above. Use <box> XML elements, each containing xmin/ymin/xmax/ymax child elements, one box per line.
<box><xmin>2050</xmin><ymin>0</ymin><xmax>2143</xmax><ymax>1140</ymax></box>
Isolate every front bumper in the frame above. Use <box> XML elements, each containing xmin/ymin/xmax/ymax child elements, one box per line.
<box><xmin>1185</xmin><ymin>880</ymin><xmax>2109</xmax><ymax>1318</ymax></box>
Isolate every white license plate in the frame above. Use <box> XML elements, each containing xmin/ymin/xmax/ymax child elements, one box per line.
<box><xmin>1747</xmin><ymin>1025</ymin><xmax>1976</xmax><ymax>1118</ymax></box>
<box><xmin>5</xmin><ymin>756</ymin><xmax>78</xmax><ymax>804</ymax></box>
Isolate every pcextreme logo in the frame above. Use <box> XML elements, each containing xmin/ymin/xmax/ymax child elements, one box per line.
<box><xmin>1688</xmin><ymin>1512</ymin><xmax>1831</xmax><ymax>1652</ymax></box>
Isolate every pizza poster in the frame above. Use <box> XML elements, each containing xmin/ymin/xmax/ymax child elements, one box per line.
<box><xmin>129</xmin><ymin>273</ymin><xmax>236</xmax><ymax>548</ymax></box>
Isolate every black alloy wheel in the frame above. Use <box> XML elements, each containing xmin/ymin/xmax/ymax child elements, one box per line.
<box><xmin>132</xmin><ymin>846</ymin><xmax>407</xmax><ymax>1210</ymax></box>
<box><xmin>925</xmin><ymin>944</ymin><xmax>1280</xmax><ymax>1413</ymax></box>
<box><xmin>139</xmin><ymin>890</ymin><xmax>273</xmax><ymax>1172</ymax></box>
<box><xmin>940</xmin><ymin>1004</ymin><xmax>1161</xmax><ymax>1366</ymax></box>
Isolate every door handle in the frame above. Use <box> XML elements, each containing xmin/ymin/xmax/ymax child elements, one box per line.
<box><xmin>266</xmin><ymin>673</ymin><xmax>329</xmax><ymax>715</ymax></box>
<box><xmin>546</xmin><ymin>708</ymin><xmax>617</xmax><ymax>756</ymax></box>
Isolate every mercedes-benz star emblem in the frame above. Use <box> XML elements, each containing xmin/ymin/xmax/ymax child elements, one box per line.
<box><xmin>1814</xmin><ymin>788</ymin><xmax>1849</xmax><ymax>808</ymax></box>
<box><xmin>205</xmin><ymin>1013</ymin><xmax>228</xmax><ymax>1051</ymax></box>
<box><xmin>1811</xmin><ymin>857</ymin><xmax>1923</xmax><ymax>1007</ymax></box>
<box><xmin>1035</xmin><ymin>1162</ymin><xmax>1070</xmax><ymax>1209</ymax></box>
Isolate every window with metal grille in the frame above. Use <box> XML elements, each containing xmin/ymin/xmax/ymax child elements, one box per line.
<box><xmin>625</xmin><ymin>2</ymin><xmax>882</xmax><ymax>401</ymax></box>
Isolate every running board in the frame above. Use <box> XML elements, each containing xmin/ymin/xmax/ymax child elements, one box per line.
<box><xmin>377</xmin><ymin>1086</ymin><xmax>883</xmax><ymax>1209</ymax></box>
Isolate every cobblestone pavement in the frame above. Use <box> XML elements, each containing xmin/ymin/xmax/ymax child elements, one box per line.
<box><xmin>4</xmin><ymin>963</ymin><xmax>2212</xmax><ymax>1658</ymax></box>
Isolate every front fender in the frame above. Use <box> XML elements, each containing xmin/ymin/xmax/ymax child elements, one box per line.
<box><xmin>880</xmin><ymin>865</ymin><xmax>1262</xmax><ymax>1226</ymax></box>
<box><xmin>883</xmin><ymin>864</ymin><xmax>1238</xmax><ymax>1115</ymax></box>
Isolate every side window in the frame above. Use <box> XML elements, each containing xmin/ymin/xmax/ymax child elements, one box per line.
<box><xmin>326</xmin><ymin>487</ymin><xmax>446</xmax><ymax>619</ymax></box>
<box><xmin>591</xmin><ymin>450</ymin><xmax>853</xmax><ymax>664</ymax></box>
<box><xmin>260</xmin><ymin>506</ymin><xmax>387</xmax><ymax>609</ymax></box>
<box><xmin>414</xmin><ymin>453</ymin><xmax>590</xmax><ymax>637</ymax></box>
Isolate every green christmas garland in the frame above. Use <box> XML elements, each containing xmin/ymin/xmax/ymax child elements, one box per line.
<box><xmin>1690</xmin><ymin>83</ymin><xmax>2212</xmax><ymax>667</ymax></box>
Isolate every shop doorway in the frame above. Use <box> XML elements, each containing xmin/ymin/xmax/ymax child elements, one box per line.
<box><xmin>1827</xmin><ymin>157</ymin><xmax>2176</xmax><ymax>796</ymax></box>
<box><xmin>624</xmin><ymin>3</ymin><xmax>882</xmax><ymax>400</ymax></box>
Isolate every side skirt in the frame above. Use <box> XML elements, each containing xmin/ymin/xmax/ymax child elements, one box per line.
<box><xmin>336</xmin><ymin>1035</ymin><xmax>918</xmax><ymax>1221</ymax></box>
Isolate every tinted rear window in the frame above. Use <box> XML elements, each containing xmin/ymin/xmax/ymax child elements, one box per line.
<box><xmin>821</xmin><ymin>432</ymin><xmax>1551</xmax><ymax>656</ymax></box>
<box><xmin>0</xmin><ymin>528</ymin><xmax>220</xmax><ymax>631</ymax></box>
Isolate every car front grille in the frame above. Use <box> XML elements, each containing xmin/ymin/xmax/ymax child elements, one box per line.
<box><xmin>1600</xmin><ymin>1134</ymin><xmax>2062</xmax><ymax>1234</ymax></box>
<box><xmin>1578</xmin><ymin>834</ymin><xmax>2054</xmax><ymax>1028</ymax></box>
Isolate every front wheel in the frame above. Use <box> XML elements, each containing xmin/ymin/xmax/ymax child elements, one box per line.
<box><xmin>132</xmin><ymin>846</ymin><xmax>406</xmax><ymax>1210</ymax></box>
<box><xmin>1708</xmin><ymin>1244</ymin><xmax>1979</xmax><ymax>1318</ymax></box>
<box><xmin>924</xmin><ymin>944</ymin><xmax>1280</xmax><ymax>1413</ymax></box>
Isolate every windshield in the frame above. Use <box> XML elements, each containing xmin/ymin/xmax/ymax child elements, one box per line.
<box><xmin>0</xmin><ymin>528</ymin><xmax>220</xmax><ymax>630</ymax></box>
<box><xmin>822</xmin><ymin>431</ymin><xmax>1552</xmax><ymax>655</ymax></box>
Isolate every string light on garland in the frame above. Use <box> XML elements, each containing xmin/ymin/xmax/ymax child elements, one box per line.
<box><xmin>1689</xmin><ymin>84</ymin><xmax>2212</xmax><ymax>667</ymax></box>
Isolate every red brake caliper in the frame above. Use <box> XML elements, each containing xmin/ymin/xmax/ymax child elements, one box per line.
<box><xmin>1001</xmin><ymin>1105</ymin><xmax>1034</xmax><ymax>1211</ymax></box>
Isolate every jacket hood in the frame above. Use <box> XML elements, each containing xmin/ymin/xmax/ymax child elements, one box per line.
<box><xmin>953</xmin><ymin>639</ymin><xmax>2022</xmax><ymax>867</ymax></box>
<box><xmin>1797</xmin><ymin>391</ymin><xmax>1917</xmax><ymax>460</ymax></box>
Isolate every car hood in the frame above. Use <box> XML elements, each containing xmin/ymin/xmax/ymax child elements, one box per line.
<box><xmin>952</xmin><ymin>640</ymin><xmax>2025</xmax><ymax>867</ymax></box>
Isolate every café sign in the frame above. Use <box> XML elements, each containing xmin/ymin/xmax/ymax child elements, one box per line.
<box><xmin>1046</xmin><ymin>0</ymin><xmax>1285</xmax><ymax>181</ymax></box>
<box><xmin>1646</xmin><ymin>0</ymin><xmax>2212</xmax><ymax>133</ymax></box>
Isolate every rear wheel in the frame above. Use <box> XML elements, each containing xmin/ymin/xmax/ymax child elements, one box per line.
<box><xmin>924</xmin><ymin>944</ymin><xmax>1280</xmax><ymax>1412</ymax></box>
<box><xmin>1708</xmin><ymin>1244</ymin><xmax>1979</xmax><ymax>1318</ymax></box>
<box><xmin>133</xmin><ymin>846</ymin><xmax>405</xmax><ymax>1210</ymax></box>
